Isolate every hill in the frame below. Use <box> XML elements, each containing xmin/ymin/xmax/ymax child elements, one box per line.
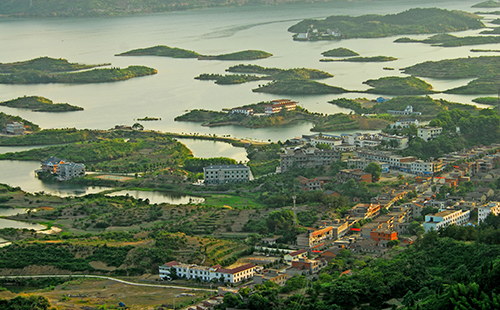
<box><xmin>0</xmin><ymin>96</ymin><xmax>83</xmax><ymax>112</ymax></box>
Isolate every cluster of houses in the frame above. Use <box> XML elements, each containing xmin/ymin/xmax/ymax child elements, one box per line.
<box><xmin>39</xmin><ymin>156</ymin><xmax>85</xmax><ymax>181</ymax></box>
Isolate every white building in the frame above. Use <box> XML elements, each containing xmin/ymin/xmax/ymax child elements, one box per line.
<box><xmin>203</xmin><ymin>164</ymin><xmax>253</xmax><ymax>185</ymax></box>
<box><xmin>159</xmin><ymin>261</ymin><xmax>256</xmax><ymax>284</ymax></box>
<box><xmin>411</xmin><ymin>160</ymin><xmax>435</xmax><ymax>175</ymax></box>
<box><xmin>5</xmin><ymin>122</ymin><xmax>25</xmax><ymax>135</ymax></box>
<box><xmin>423</xmin><ymin>209</ymin><xmax>471</xmax><ymax>233</ymax></box>
<box><xmin>478</xmin><ymin>202</ymin><xmax>500</xmax><ymax>224</ymax></box>
<box><xmin>390</xmin><ymin>119</ymin><xmax>419</xmax><ymax>129</ymax></box>
<box><xmin>418</xmin><ymin>127</ymin><xmax>443</xmax><ymax>142</ymax></box>
<box><xmin>231</xmin><ymin>107</ymin><xmax>254</xmax><ymax>116</ymax></box>
<box><xmin>388</xmin><ymin>105</ymin><xmax>422</xmax><ymax>116</ymax></box>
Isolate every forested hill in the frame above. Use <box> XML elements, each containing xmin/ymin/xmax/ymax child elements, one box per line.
<box><xmin>1</xmin><ymin>0</ymin><xmax>365</xmax><ymax>17</ymax></box>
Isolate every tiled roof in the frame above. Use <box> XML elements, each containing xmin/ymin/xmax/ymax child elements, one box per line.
<box><xmin>164</xmin><ymin>261</ymin><xmax>179</xmax><ymax>267</ymax></box>
<box><xmin>218</xmin><ymin>263</ymin><xmax>255</xmax><ymax>274</ymax></box>
<box><xmin>289</xmin><ymin>249</ymin><xmax>307</xmax><ymax>256</ymax></box>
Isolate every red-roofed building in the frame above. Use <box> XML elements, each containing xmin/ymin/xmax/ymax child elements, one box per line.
<box><xmin>159</xmin><ymin>261</ymin><xmax>255</xmax><ymax>284</ymax></box>
<box><xmin>284</xmin><ymin>249</ymin><xmax>308</xmax><ymax>262</ymax></box>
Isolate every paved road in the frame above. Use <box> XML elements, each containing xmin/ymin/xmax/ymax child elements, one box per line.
<box><xmin>0</xmin><ymin>274</ymin><xmax>217</xmax><ymax>292</ymax></box>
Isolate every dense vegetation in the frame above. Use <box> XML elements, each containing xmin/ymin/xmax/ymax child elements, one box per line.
<box><xmin>0</xmin><ymin>96</ymin><xmax>83</xmax><ymax>112</ymax></box>
<box><xmin>195</xmin><ymin>73</ymin><xmax>267</xmax><ymax>85</ymax></box>
<box><xmin>363</xmin><ymin>76</ymin><xmax>435</xmax><ymax>95</ymax></box>
<box><xmin>321</xmin><ymin>48</ymin><xmax>359</xmax><ymax>57</ymax></box>
<box><xmin>217</xmin><ymin>232</ymin><xmax>500</xmax><ymax>310</ymax></box>
<box><xmin>320</xmin><ymin>56</ymin><xmax>397</xmax><ymax>62</ymax></box>
<box><xmin>395</xmin><ymin>33</ymin><xmax>500</xmax><ymax>47</ymax></box>
<box><xmin>0</xmin><ymin>65</ymin><xmax>157</xmax><ymax>84</ymax></box>
<box><xmin>445</xmin><ymin>75</ymin><xmax>500</xmax><ymax>94</ymax></box>
<box><xmin>116</xmin><ymin>45</ymin><xmax>199</xmax><ymax>58</ymax></box>
<box><xmin>0</xmin><ymin>57</ymin><xmax>106</xmax><ymax>73</ymax></box>
<box><xmin>288</xmin><ymin>8</ymin><xmax>484</xmax><ymax>39</ymax></box>
<box><xmin>253</xmin><ymin>80</ymin><xmax>347</xmax><ymax>95</ymax></box>
<box><xmin>329</xmin><ymin>96</ymin><xmax>480</xmax><ymax>117</ymax></box>
<box><xmin>472</xmin><ymin>97</ymin><xmax>499</xmax><ymax>105</ymax></box>
<box><xmin>0</xmin><ymin>295</ymin><xmax>54</xmax><ymax>310</ymax></box>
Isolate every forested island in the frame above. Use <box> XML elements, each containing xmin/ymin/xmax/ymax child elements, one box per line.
<box><xmin>363</xmin><ymin>76</ymin><xmax>435</xmax><ymax>95</ymax></box>
<box><xmin>395</xmin><ymin>33</ymin><xmax>500</xmax><ymax>47</ymax></box>
<box><xmin>175</xmin><ymin>105</ymin><xmax>389</xmax><ymax>131</ymax></box>
<box><xmin>472</xmin><ymin>97</ymin><xmax>499</xmax><ymax>105</ymax></box>
<box><xmin>0</xmin><ymin>96</ymin><xmax>83</xmax><ymax>112</ymax></box>
<box><xmin>117</xmin><ymin>46</ymin><xmax>272</xmax><ymax>60</ymax></box>
<box><xmin>321</xmin><ymin>47</ymin><xmax>359</xmax><ymax>57</ymax></box>
<box><xmin>288</xmin><ymin>8</ymin><xmax>484</xmax><ymax>40</ymax></box>
<box><xmin>253</xmin><ymin>80</ymin><xmax>347</xmax><ymax>95</ymax></box>
<box><xmin>473</xmin><ymin>0</ymin><xmax>500</xmax><ymax>8</ymax></box>
<box><xmin>0</xmin><ymin>57</ymin><xmax>108</xmax><ymax>73</ymax></box>
<box><xmin>195</xmin><ymin>65</ymin><xmax>333</xmax><ymax>85</ymax></box>
<box><xmin>320</xmin><ymin>56</ymin><xmax>397</xmax><ymax>62</ymax></box>
<box><xmin>401</xmin><ymin>56</ymin><xmax>500</xmax><ymax>94</ymax></box>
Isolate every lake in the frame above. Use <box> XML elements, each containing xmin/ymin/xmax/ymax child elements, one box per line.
<box><xmin>0</xmin><ymin>0</ymin><xmax>489</xmax><ymax>143</ymax></box>
<box><xmin>106</xmin><ymin>190</ymin><xmax>205</xmax><ymax>205</ymax></box>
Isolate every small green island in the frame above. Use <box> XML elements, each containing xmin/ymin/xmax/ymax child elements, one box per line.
<box><xmin>175</xmin><ymin>102</ymin><xmax>389</xmax><ymax>131</ymax></box>
<box><xmin>117</xmin><ymin>46</ymin><xmax>272</xmax><ymax>61</ymax></box>
<box><xmin>480</xmin><ymin>27</ymin><xmax>500</xmax><ymax>34</ymax></box>
<box><xmin>321</xmin><ymin>48</ymin><xmax>359</xmax><ymax>57</ymax></box>
<box><xmin>136</xmin><ymin>116</ymin><xmax>161</xmax><ymax>121</ymax></box>
<box><xmin>471</xmin><ymin>49</ymin><xmax>500</xmax><ymax>52</ymax></box>
<box><xmin>394</xmin><ymin>33</ymin><xmax>500</xmax><ymax>47</ymax></box>
<box><xmin>195</xmin><ymin>65</ymin><xmax>333</xmax><ymax>85</ymax></box>
<box><xmin>363</xmin><ymin>76</ymin><xmax>435</xmax><ymax>95</ymax></box>
<box><xmin>444</xmin><ymin>76</ymin><xmax>500</xmax><ymax>94</ymax></box>
<box><xmin>288</xmin><ymin>8</ymin><xmax>484</xmax><ymax>40</ymax></box>
<box><xmin>0</xmin><ymin>56</ymin><xmax>109</xmax><ymax>73</ymax></box>
<box><xmin>320</xmin><ymin>56</ymin><xmax>397</xmax><ymax>62</ymax></box>
<box><xmin>0</xmin><ymin>96</ymin><xmax>83</xmax><ymax>112</ymax></box>
<box><xmin>473</xmin><ymin>0</ymin><xmax>500</xmax><ymax>8</ymax></box>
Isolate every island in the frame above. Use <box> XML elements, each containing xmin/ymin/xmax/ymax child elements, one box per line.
<box><xmin>0</xmin><ymin>56</ymin><xmax>109</xmax><ymax>73</ymax></box>
<box><xmin>0</xmin><ymin>96</ymin><xmax>83</xmax><ymax>112</ymax></box>
<box><xmin>0</xmin><ymin>65</ymin><xmax>157</xmax><ymax>84</ymax></box>
<box><xmin>363</xmin><ymin>76</ymin><xmax>435</xmax><ymax>95</ymax></box>
<box><xmin>394</xmin><ymin>33</ymin><xmax>500</xmax><ymax>47</ymax></box>
<box><xmin>252</xmin><ymin>80</ymin><xmax>348</xmax><ymax>95</ymax></box>
<box><xmin>137</xmin><ymin>116</ymin><xmax>161</xmax><ymax>121</ymax></box>
<box><xmin>320</xmin><ymin>56</ymin><xmax>397</xmax><ymax>62</ymax></box>
<box><xmin>288</xmin><ymin>8</ymin><xmax>484</xmax><ymax>40</ymax></box>
<box><xmin>471</xmin><ymin>49</ymin><xmax>500</xmax><ymax>52</ymax></box>
<box><xmin>472</xmin><ymin>0</ymin><xmax>500</xmax><ymax>8</ymax></box>
<box><xmin>401</xmin><ymin>55</ymin><xmax>500</xmax><ymax>78</ymax></box>
<box><xmin>175</xmin><ymin>101</ymin><xmax>389</xmax><ymax>131</ymax></box>
<box><xmin>115</xmin><ymin>45</ymin><xmax>199</xmax><ymax>58</ymax></box>
<box><xmin>444</xmin><ymin>76</ymin><xmax>499</xmax><ymax>94</ymax></box>
<box><xmin>117</xmin><ymin>46</ymin><xmax>272</xmax><ymax>60</ymax></box>
<box><xmin>321</xmin><ymin>47</ymin><xmax>359</xmax><ymax>57</ymax></box>
<box><xmin>480</xmin><ymin>27</ymin><xmax>500</xmax><ymax>34</ymax></box>
<box><xmin>196</xmin><ymin>65</ymin><xmax>333</xmax><ymax>85</ymax></box>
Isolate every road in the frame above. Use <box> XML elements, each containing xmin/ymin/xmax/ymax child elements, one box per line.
<box><xmin>0</xmin><ymin>274</ymin><xmax>217</xmax><ymax>292</ymax></box>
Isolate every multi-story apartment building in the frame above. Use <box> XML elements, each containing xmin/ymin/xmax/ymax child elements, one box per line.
<box><xmin>296</xmin><ymin>226</ymin><xmax>334</xmax><ymax>248</ymax></box>
<box><xmin>477</xmin><ymin>202</ymin><xmax>500</xmax><ymax>224</ymax></box>
<box><xmin>423</xmin><ymin>209</ymin><xmax>470</xmax><ymax>233</ymax></box>
<box><xmin>160</xmin><ymin>261</ymin><xmax>256</xmax><ymax>284</ymax></box>
<box><xmin>5</xmin><ymin>122</ymin><xmax>25</xmax><ymax>135</ymax></box>
<box><xmin>203</xmin><ymin>164</ymin><xmax>253</xmax><ymax>185</ymax></box>
<box><xmin>57</xmin><ymin>162</ymin><xmax>86</xmax><ymax>181</ymax></box>
<box><xmin>280</xmin><ymin>147</ymin><xmax>340</xmax><ymax>173</ymax></box>
<box><xmin>418</xmin><ymin>126</ymin><xmax>443</xmax><ymax>142</ymax></box>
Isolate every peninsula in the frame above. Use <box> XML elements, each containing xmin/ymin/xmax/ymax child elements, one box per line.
<box><xmin>395</xmin><ymin>33</ymin><xmax>500</xmax><ymax>47</ymax></box>
<box><xmin>0</xmin><ymin>96</ymin><xmax>84</xmax><ymax>112</ymax></box>
<box><xmin>288</xmin><ymin>8</ymin><xmax>484</xmax><ymax>40</ymax></box>
<box><xmin>320</xmin><ymin>56</ymin><xmax>397</xmax><ymax>62</ymax></box>
<box><xmin>363</xmin><ymin>76</ymin><xmax>435</xmax><ymax>95</ymax></box>
<box><xmin>0</xmin><ymin>112</ymin><xmax>39</xmax><ymax>132</ymax></box>
<box><xmin>175</xmin><ymin>101</ymin><xmax>388</xmax><ymax>131</ymax></box>
<box><xmin>0</xmin><ymin>56</ymin><xmax>109</xmax><ymax>73</ymax></box>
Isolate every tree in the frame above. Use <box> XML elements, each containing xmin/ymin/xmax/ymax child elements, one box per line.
<box><xmin>364</xmin><ymin>162</ymin><xmax>382</xmax><ymax>182</ymax></box>
<box><xmin>132</xmin><ymin>122</ymin><xmax>144</xmax><ymax>130</ymax></box>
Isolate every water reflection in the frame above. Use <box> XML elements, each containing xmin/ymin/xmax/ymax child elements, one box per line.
<box><xmin>106</xmin><ymin>190</ymin><xmax>205</xmax><ymax>205</ymax></box>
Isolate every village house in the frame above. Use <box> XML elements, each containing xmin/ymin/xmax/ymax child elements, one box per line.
<box><xmin>477</xmin><ymin>202</ymin><xmax>500</xmax><ymax>224</ymax></box>
<box><xmin>297</xmin><ymin>176</ymin><xmax>323</xmax><ymax>191</ymax></box>
<box><xmin>280</xmin><ymin>147</ymin><xmax>340</xmax><ymax>173</ymax></box>
<box><xmin>423</xmin><ymin>209</ymin><xmax>471</xmax><ymax>233</ymax></box>
<box><xmin>160</xmin><ymin>261</ymin><xmax>256</xmax><ymax>284</ymax></box>
<box><xmin>264</xmin><ymin>99</ymin><xmax>297</xmax><ymax>115</ymax></box>
<box><xmin>284</xmin><ymin>249</ymin><xmax>308</xmax><ymax>263</ymax></box>
<box><xmin>387</xmin><ymin>105</ymin><xmax>422</xmax><ymax>116</ymax></box>
<box><xmin>5</xmin><ymin>122</ymin><xmax>25</xmax><ymax>135</ymax></box>
<box><xmin>230</xmin><ymin>107</ymin><xmax>254</xmax><ymax>116</ymax></box>
<box><xmin>296</xmin><ymin>226</ymin><xmax>334</xmax><ymax>248</ymax></box>
<box><xmin>418</xmin><ymin>126</ymin><xmax>443</xmax><ymax>142</ymax></box>
<box><xmin>337</xmin><ymin>169</ymin><xmax>373</xmax><ymax>184</ymax></box>
<box><xmin>253</xmin><ymin>269</ymin><xmax>288</xmax><ymax>286</ymax></box>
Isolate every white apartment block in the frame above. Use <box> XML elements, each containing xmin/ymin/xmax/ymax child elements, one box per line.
<box><xmin>411</xmin><ymin>160</ymin><xmax>435</xmax><ymax>175</ymax></box>
<box><xmin>478</xmin><ymin>202</ymin><xmax>500</xmax><ymax>224</ymax></box>
<box><xmin>5</xmin><ymin>122</ymin><xmax>25</xmax><ymax>135</ymax></box>
<box><xmin>203</xmin><ymin>164</ymin><xmax>253</xmax><ymax>185</ymax></box>
<box><xmin>423</xmin><ymin>209</ymin><xmax>470</xmax><ymax>233</ymax></box>
<box><xmin>159</xmin><ymin>261</ymin><xmax>256</xmax><ymax>284</ymax></box>
<box><xmin>57</xmin><ymin>162</ymin><xmax>86</xmax><ymax>180</ymax></box>
<box><xmin>418</xmin><ymin>127</ymin><xmax>443</xmax><ymax>142</ymax></box>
